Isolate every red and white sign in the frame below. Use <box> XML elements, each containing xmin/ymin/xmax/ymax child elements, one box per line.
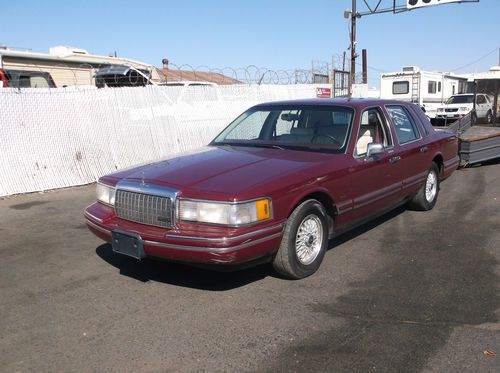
<box><xmin>407</xmin><ymin>0</ymin><xmax>464</xmax><ymax>9</ymax></box>
<box><xmin>316</xmin><ymin>87</ymin><xmax>331</xmax><ymax>98</ymax></box>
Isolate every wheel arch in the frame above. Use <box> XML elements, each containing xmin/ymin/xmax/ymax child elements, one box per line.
<box><xmin>432</xmin><ymin>153</ymin><xmax>444</xmax><ymax>177</ymax></box>
<box><xmin>287</xmin><ymin>189</ymin><xmax>337</xmax><ymax>236</ymax></box>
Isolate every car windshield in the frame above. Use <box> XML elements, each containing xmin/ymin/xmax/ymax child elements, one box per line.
<box><xmin>211</xmin><ymin>105</ymin><xmax>354</xmax><ymax>152</ymax></box>
<box><xmin>446</xmin><ymin>95</ymin><xmax>474</xmax><ymax>104</ymax></box>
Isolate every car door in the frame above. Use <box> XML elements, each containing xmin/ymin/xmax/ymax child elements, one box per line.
<box><xmin>476</xmin><ymin>94</ymin><xmax>488</xmax><ymax>119</ymax></box>
<box><xmin>384</xmin><ymin>104</ymin><xmax>428</xmax><ymax>197</ymax></box>
<box><xmin>345</xmin><ymin>106</ymin><xmax>403</xmax><ymax>226</ymax></box>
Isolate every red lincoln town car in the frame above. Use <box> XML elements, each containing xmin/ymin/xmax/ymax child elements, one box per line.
<box><xmin>85</xmin><ymin>99</ymin><xmax>460</xmax><ymax>279</ymax></box>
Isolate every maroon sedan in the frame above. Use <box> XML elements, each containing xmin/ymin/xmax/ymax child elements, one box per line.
<box><xmin>85</xmin><ymin>99</ymin><xmax>459</xmax><ymax>279</ymax></box>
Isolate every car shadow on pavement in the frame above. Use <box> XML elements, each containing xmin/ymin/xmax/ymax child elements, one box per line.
<box><xmin>95</xmin><ymin>206</ymin><xmax>408</xmax><ymax>289</ymax></box>
<box><xmin>328</xmin><ymin>205</ymin><xmax>407</xmax><ymax>249</ymax></box>
<box><xmin>95</xmin><ymin>243</ymin><xmax>273</xmax><ymax>291</ymax></box>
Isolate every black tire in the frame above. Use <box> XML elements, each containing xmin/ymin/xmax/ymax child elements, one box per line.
<box><xmin>408</xmin><ymin>162</ymin><xmax>440</xmax><ymax>211</ymax></box>
<box><xmin>273</xmin><ymin>199</ymin><xmax>328</xmax><ymax>279</ymax></box>
<box><xmin>486</xmin><ymin>110</ymin><xmax>493</xmax><ymax>124</ymax></box>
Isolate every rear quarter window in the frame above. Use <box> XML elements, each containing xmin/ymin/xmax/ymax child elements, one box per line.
<box><xmin>408</xmin><ymin>104</ymin><xmax>431</xmax><ymax>136</ymax></box>
<box><xmin>386</xmin><ymin>105</ymin><xmax>421</xmax><ymax>144</ymax></box>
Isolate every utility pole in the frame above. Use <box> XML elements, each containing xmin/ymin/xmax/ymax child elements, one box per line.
<box><xmin>362</xmin><ymin>49</ymin><xmax>367</xmax><ymax>84</ymax></box>
<box><xmin>349</xmin><ymin>0</ymin><xmax>357</xmax><ymax>98</ymax></box>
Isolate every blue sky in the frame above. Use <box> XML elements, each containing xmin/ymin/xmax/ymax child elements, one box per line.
<box><xmin>2</xmin><ymin>0</ymin><xmax>499</xmax><ymax>86</ymax></box>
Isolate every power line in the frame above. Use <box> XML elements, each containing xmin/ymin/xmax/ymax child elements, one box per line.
<box><xmin>451</xmin><ymin>47</ymin><xmax>499</xmax><ymax>72</ymax></box>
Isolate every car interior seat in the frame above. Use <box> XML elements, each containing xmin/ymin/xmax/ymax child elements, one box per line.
<box><xmin>356</xmin><ymin>112</ymin><xmax>381</xmax><ymax>155</ymax></box>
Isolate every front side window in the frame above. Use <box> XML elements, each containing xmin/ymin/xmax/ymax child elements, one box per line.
<box><xmin>476</xmin><ymin>95</ymin><xmax>486</xmax><ymax>104</ymax></box>
<box><xmin>212</xmin><ymin>105</ymin><xmax>355</xmax><ymax>152</ymax></box>
<box><xmin>428</xmin><ymin>81</ymin><xmax>437</xmax><ymax>94</ymax></box>
<box><xmin>393</xmin><ymin>81</ymin><xmax>409</xmax><ymax>95</ymax></box>
<box><xmin>355</xmin><ymin>107</ymin><xmax>392</xmax><ymax>157</ymax></box>
<box><xmin>386</xmin><ymin>105</ymin><xmax>420</xmax><ymax>144</ymax></box>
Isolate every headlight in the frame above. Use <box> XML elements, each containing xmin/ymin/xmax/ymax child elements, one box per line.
<box><xmin>437</xmin><ymin>108</ymin><xmax>444</xmax><ymax>112</ymax></box>
<box><xmin>179</xmin><ymin>198</ymin><xmax>271</xmax><ymax>226</ymax></box>
<box><xmin>459</xmin><ymin>107</ymin><xmax>470</xmax><ymax>112</ymax></box>
<box><xmin>96</xmin><ymin>183</ymin><xmax>116</xmax><ymax>206</ymax></box>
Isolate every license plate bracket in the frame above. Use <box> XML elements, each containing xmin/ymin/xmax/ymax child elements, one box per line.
<box><xmin>111</xmin><ymin>231</ymin><xmax>144</xmax><ymax>259</ymax></box>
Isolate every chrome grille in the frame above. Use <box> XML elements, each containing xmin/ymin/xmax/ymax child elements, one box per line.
<box><xmin>115</xmin><ymin>190</ymin><xmax>172</xmax><ymax>228</ymax></box>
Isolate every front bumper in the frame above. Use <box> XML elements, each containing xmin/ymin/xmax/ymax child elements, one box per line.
<box><xmin>435</xmin><ymin>113</ymin><xmax>466</xmax><ymax>120</ymax></box>
<box><xmin>85</xmin><ymin>202</ymin><xmax>285</xmax><ymax>265</ymax></box>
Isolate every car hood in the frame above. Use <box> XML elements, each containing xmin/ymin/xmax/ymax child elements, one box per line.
<box><xmin>107</xmin><ymin>146</ymin><xmax>337</xmax><ymax>197</ymax></box>
<box><xmin>441</xmin><ymin>103</ymin><xmax>472</xmax><ymax>109</ymax></box>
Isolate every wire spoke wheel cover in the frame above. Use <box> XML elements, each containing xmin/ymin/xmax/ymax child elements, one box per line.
<box><xmin>295</xmin><ymin>214</ymin><xmax>323</xmax><ymax>265</ymax></box>
<box><xmin>425</xmin><ymin>170</ymin><xmax>437</xmax><ymax>203</ymax></box>
<box><xmin>273</xmin><ymin>199</ymin><xmax>328</xmax><ymax>279</ymax></box>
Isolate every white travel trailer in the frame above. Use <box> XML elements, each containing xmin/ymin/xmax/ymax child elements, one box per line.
<box><xmin>380</xmin><ymin>66</ymin><xmax>467</xmax><ymax>120</ymax></box>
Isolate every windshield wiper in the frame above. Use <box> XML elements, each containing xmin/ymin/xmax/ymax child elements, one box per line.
<box><xmin>250</xmin><ymin>143</ymin><xmax>285</xmax><ymax>150</ymax></box>
<box><xmin>216</xmin><ymin>142</ymin><xmax>285</xmax><ymax>150</ymax></box>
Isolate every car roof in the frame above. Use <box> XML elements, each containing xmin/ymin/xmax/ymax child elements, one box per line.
<box><xmin>252</xmin><ymin>98</ymin><xmax>412</xmax><ymax>109</ymax></box>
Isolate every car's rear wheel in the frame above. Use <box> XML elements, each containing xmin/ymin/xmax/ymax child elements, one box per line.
<box><xmin>486</xmin><ymin>110</ymin><xmax>493</xmax><ymax>124</ymax></box>
<box><xmin>273</xmin><ymin>199</ymin><xmax>328</xmax><ymax>279</ymax></box>
<box><xmin>408</xmin><ymin>162</ymin><xmax>440</xmax><ymax>211</ymax></box>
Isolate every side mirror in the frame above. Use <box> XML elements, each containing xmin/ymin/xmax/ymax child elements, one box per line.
<box><xmin>366</xmin><ymin>143</ymin><xmax>384</xmax><ymax>159</ymax></box>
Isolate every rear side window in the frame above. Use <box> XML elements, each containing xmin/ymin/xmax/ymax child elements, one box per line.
<box><xmin>18</xmin><ymin>75</ymin><xmax>50</xmax><ymax>88</ymax></box>
<box><xmin>392</xmin><ymin>81</ymin><xmax>409</xmax><ymax>95</ymax></box>
<box><xmin>386</xmin><ymin>105</ymin><xmax>420</xmax><ymax>144</ymax></box>
<box><xmin>4</xmin><ymin>70</ymin><xmax>55</xmax><ymax>88</ymax></box>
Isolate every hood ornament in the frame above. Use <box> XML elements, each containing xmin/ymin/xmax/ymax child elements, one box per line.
<box><xmin>140</xmin><ymin>171</ymin><xmax>145</xmax><ymax>185</ymax></box>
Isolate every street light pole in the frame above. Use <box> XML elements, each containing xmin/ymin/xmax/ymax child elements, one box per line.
<box><xmin>349</xmin><ymin>0</ymin><xmax>357</xmax><ymax>98</ymax></box>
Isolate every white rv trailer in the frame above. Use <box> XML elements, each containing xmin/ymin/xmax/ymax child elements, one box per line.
<box><xmin>380</xmin><ymin>66</ymin><xmax>467</xmax><ymax>120</ymax></box>
<box><xmin>0</xmin><ymin>45</ymin><xmax>160</xmax><ymax>87</ymax></box>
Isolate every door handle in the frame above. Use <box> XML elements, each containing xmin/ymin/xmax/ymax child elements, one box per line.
<box><xmin>420</xmin><ymin>146</ymin><xmax>428</xmax><ymax>153</ymax></box>
<box><xmin>389</xmin><ymin>156</ymin><xmax>401</xmax><ymax>164</ymax></box>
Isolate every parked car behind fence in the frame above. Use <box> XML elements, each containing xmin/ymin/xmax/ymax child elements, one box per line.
<box><xmin>0</xmin><ymin>68</ymin><xmax>56</xmax><ymax>88</ymax></box>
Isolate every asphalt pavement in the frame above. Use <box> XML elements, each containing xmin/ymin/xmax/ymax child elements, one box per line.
<box><xmin>1</xmin><ymin>161</ymin><xmax>499</xmax><ymax>373</ymax></box>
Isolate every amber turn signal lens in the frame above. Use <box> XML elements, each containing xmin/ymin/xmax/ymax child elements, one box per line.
<box><xmin>256</xmin><ymin>199</ymin><xmax>271</xmax><ymax>220</ymax></box>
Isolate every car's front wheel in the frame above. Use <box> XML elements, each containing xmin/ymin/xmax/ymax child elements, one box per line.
<box><xmin>273</xmin><ymin>199</ymin><xmax>328</xmax><ymax>279</ymax></box>
<box><xmin>408</xmin><ymin>162</ymin><xmax>440</xmax><ymax>211</ymax></box>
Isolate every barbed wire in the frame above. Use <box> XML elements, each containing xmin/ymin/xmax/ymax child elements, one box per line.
<box><xmin>0</xmin><ymin>55</ymin><xmax>368</xmax><ymax>88</ymax></box>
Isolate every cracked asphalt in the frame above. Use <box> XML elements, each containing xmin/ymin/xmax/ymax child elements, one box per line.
<box><xmin>1</xmin><ymin>161</ymin><xmax>499</xmax><ymax>373</ymax></box>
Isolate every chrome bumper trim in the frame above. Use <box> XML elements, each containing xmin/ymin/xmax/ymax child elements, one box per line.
<box><xmin>84</xmin><ymin>210</ymin><xmax>104</xmax><ymax>223</ymax></box>
<box><xmin>164</xmin><ymin>222</ymin><xmax>286</xmax><ymax>243</ymax></box>
<box><xmin>86</xmin><ymin>218</ymin><xmax>111</xmax><ymax>235</ymax></box>
<box><xmin>85</xmin><ymin>218</ymin><xmax>283</xmax><ymax>252</ymax></box>
<box><xmin>144</xmin><ymin>232</ymin><xmax>283</xmax><ymax>252</ymax></box>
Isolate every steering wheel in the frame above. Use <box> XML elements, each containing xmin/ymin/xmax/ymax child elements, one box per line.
<box><xmin>311</xmin><ymin>134</ymin><xmax>339</xmax><ymax>145</ymax></box>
